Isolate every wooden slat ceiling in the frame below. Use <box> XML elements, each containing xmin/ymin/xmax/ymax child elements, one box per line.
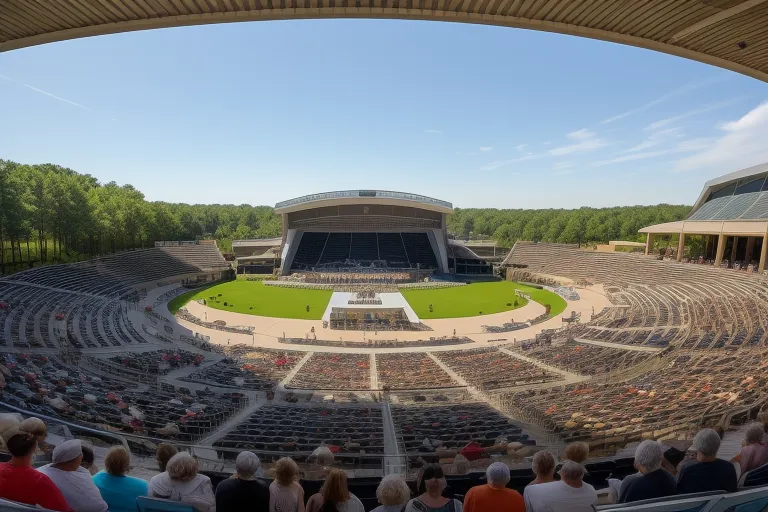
<box><xmin>1</xmin><ymin>0</ymin><xmax>767</xmax><ymax>82</ymax></box>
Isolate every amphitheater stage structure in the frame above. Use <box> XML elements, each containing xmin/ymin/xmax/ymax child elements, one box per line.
<box><xmin>641</xmin><ymin>162</ymin><xmax>768</xmax><ymax>273</ymax></box>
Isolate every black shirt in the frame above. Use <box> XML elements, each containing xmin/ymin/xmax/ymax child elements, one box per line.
<box><xmin>620</xmin><ymin>468</ymin><xmax>677</xmax><ymax>503</ymax></box>
<box><xmin>215</xmin><ymin>477</ymin><xmax>270</xmax><ymax>512</ymax></box>
<box><xmin>676</xmin><ymin>458</ymin><xmax>737</xmax><ymax>494</ymax></box>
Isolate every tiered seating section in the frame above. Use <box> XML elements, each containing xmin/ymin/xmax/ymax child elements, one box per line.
<box><xmin>376</xmin><ymin>353</ymin><xmax>457</xmax><ymax>389</ymax></box>
<box><xmin>512</xmin><ymin>340</ymin><xmax>654</xmax><ymax>376</ymax></box>
<box><xmin>213</xmin><ymin>404</ymin><xmax>384</xmax><ymax>457</ymax></box>
<box><xmin>182</xmin><ymin>346</ymin><xmax>305</xmax><ymax>390</ymax></box>
<box><xmin>434</xmin><ymin>348</ymin><xmax>562</xmax><ymax>390</ymax></box>
<box><xmin>290</xmin><ymin>231</ymin><xmax>437</xmax><ymax>269</ymax></box>
<box><xmin>288</xmin><ymin>353</ymin><xmax>371</xmax><ymax>390</ymax></box>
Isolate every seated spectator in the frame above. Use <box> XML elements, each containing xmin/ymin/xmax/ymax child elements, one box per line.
<box><xmin>149</xmin><ymin>452</ymin><xmax>216</xmax><ymax>512</ymax></box>
<box><xmin>0</xmin><ymin>425</ymin><xmax>71</xmax><ymax>511</ymax></box>
<box><xmin>38</xmin><ymin>439</ymin><xmax>108</xmax><ymax>512</ymax></box>
<box><xmin>563</xmin><ymin>442</ymin><xmax>589</xmax><ymax>464</ymax></box>
<box><xmin>529</xmin><ymin>450</ymin><xmax>556</xmax><ymax>486</ymax></box>
<box><xmin>92</xmin><ymin>446</ymin><xmax>149</xmax><ymax>512</ymax></box>
<box><xmin>732</xmin><ymin>423</ymin><xmax>768</xmax><ymax>474</ymax></box>
<box><xmin>619</xmin><ymin>440</ymin><xmax>676</xmax><ymax>503</ymax></box>
<box><xmin>216</xmin><ymin>451</ymin><xmax>269</xmax><ymax>512</ymax></box>
<box><xmin>305</xmin><ymin>446</ymin><xmax>336</xmax><ymax>479</ymax></box>
<box><xmin>156</xmin><ymin>442</ymin><xmax>178</xmax><ymax>472</ymax></box>
<box><xmin>677</xmin><ymin>428</ymin><xmax>737</xmax><ymax>494</ymax></box>
<box><xmin>464</xmin><ymin>462</ymin><xmax>524</xmax><ymax>512</ymax></box>
<box><xmin>306</xmin><ymin>468</ymin><xmax>364</xmax><ymax>512</ymax></box>
<box><xmin>371</xmin><ymin>474</ymin><xmax>411</xmax><ymax>512</ymax></box>
<box><xmin>269</xmin><ymin>457</ymin><xmax>305</xmax><ymax>512</ymax></box>
<box><xmin>758</xmin><ymin>411</ymin><xmax>768</xmax><ymax>441</ymax></box>
<box><xmin>523</xmin><ymin>461</ymin><xmax>597</xmax><ymax>512</ymax></box>
<box><xmin>81</xmin><ymin>444</ymin><xmax>98</xmax><ymax>476</ymax></box>
<box><xmin>405</xmin><ymin>464</ymin><xmax>463</xmax><ymax>512</ymax></box>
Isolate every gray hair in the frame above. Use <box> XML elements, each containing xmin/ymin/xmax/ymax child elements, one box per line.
<box><xmin>235</xmin><ymin>451</ymin><xmax>261</xmax><ymax>479</ymax></box>
<box><xmin>634</xmin><ymin>440</ymin><xmax>663</xmax><ymax>472</ymax></box>
<box><xmin>745</xmin><ymin>423</ymin><xmax>765</xmax><ymax>445</ymax></box>
<box><xmin>166</xmin><ymin>452</ymin><xmax>199</xmax><ymax>482</ymax></box>
<box><xmin>376</xmin><ymin>474</ymin><xmax>411</xmax><ymax>506</ymax></box>
<box><xmin>559</xmin><ymin>460</ymin><xmax>586</xmax><ymax>482</ymax></box>
<box><xmin>693</xmin><ymin>428</ymin><xmax>721</xmax><ymax>458</ymax></box>
<box><xmin>486</xmin><ymin>462</ymin><xmax>510</xmax><ymax>487</ymax></box>
<box><xmin>315</xmin><ymin>446</ymin><xmax>335</xmax><ymax>466</ymax></box>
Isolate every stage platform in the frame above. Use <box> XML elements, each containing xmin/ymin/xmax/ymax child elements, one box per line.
<box><xmin>321</xmin><ymin>292</ymin><xmax>420</xmax><ymax>323</ymax></box>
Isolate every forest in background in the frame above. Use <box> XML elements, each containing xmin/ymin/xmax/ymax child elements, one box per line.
<box><xmin>0</xmin><ymin>159</ymin><xmax>691</xmax><ymax>274</ymax></box>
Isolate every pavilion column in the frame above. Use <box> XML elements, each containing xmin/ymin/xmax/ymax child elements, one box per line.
<box><xmin>676</xmin><ymin>232</ymin><xmax>685</xmax><ymax>262</ymax></box>
<box><xmin>715</xmin><ymin>233</ymin><xmax>726</xmax><ymax>267</ymax></box>
<box><xmin>745</xmin><ymin>236</ymin><xmax>756</xmax><ymax>263</ymax></box>
<box><xmin>730</xmin><ymin>236</ymin><xmax>739</xmax><ymax>265</ymax></box>
<box><xmin>759</xmin><ymin>232</ymin><xmax>768</xmax><ymax>273</ymax></box>
<box><xmin>645</xmin><ymin>233</ymin><xmax>654</xmax><ymax>256</ymax></box>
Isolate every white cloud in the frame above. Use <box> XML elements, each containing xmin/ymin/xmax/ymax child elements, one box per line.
<box><xmin>645</xmin><ymin>98</ymin><xmax>745</xmax><ymax>131</ymax></box>
<box><xmin>479</xmin><ymin>146</ymin><xmax>493</xmax><ymax>152</ymax></box>
<box><xmin>626</xmin><ymin>127</ymin><xmax>683</xmax><ymax>153</ymax></box>
<box><xmin>0</xmin><ymin>74</ymin><xmax>92</xmax><ymax>111</ymax></box>
<box><xmin>553</xmin><ymin>161</ymin><xmax>573</xmax><ymax>170</ymax></box>
<box><xmin>480</xmin><ymin>153</ymin><xmax>538</xmax><ymax>171</ymax></box>
<box><xmin>424</xmin><ymin>129</ymin><xmax>441</xmax><ymax>133</ymax></box>
<box><xmin>549</xmin><ymin>129</ymin><xmax>607</xmax><ymax>156</ymax></box>
<box><xmin>593</xmin><ymin>138</ymin><xmax>711</xmax><ymax>167</ymax></box>
<box><xmin>515</xmin><ymin>144</ymin><xmax>527</xmax><ymax>152</ymax></box>
<box><xmin>674</xmin><ymin>102</ymin><xmax>768</xmax><ymax>172</ymax></box>
<box><xmin>600</xmin><ymin>75</ymin><xmax>728</xmax><ymax>124</ymax></box>
<box><xmin>554</xmin><ymin>169</ymin><xmax>573</xmax><ymax>176</ymax></box>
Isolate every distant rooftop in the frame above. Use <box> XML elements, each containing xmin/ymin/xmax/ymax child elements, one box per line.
<box><xmin>275</xmin><ymin>190</ymin><xmax>452</xmax><ymax>211</ymax></box>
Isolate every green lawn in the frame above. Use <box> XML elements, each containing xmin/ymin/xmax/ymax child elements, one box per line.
<box><xmin>174</xmin><ymin>280</ymin><xmax>332</xmax><ymax>320</ymax></box>
<box><xmin>401</xmin><ymin>281</ymin><xmax>567</xmax><ymax>319</ymax></box>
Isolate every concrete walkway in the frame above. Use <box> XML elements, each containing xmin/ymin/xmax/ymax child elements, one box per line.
<box><xmin>381</xmin><ymin>400</ymin><xmax>404</xmax><ymax>475</ymax></box>
<box><xmin>370</xmin><ymin>353</ymin><xmax>379</xmax><ymax>390</ymax></box>
<box><xmin>426</xmin><ymin>353</ymin><xmax>471</xmax><ymax>388</ymax></box>
<box><xmin>197</xmin><ymin>398</ymin><xmax>266</xmax><ymax>446</ymax></box>
<box><xmin>280</xmin><ymin>352</ymin><xmax>313</xmax><ymax>387</ymax></box>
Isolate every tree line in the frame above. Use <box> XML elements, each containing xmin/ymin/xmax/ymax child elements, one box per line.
<box><xmin>0</xmin><ymin>158</ymin><xmax>692</xmax><ymax>275</ymax></box>
<box><xmin>447</xmin><ymin>205</ymin><xmax>692</xmax><ymax>248</ymax></box>
<box><xmin>0</xmin><ymin>159</ymin><xmax>280</xmax><ymax>274</ymax></box>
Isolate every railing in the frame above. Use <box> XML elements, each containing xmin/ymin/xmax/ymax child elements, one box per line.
<box><xmin>275</xmin><ymin>190</ymin><xmax>453</xmax><ymax>209</ymax></box>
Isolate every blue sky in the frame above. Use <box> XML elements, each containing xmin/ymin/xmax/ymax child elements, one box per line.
<box><xmin>1</xmin><ymin>19</ymin><xmax>767</xmax><ymax>209</ymax></box>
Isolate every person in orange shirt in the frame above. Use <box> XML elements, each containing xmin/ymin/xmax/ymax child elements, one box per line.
<box><xmin>463</xmin><ymin>462</ymin><xmax>524</xmax><ymax>512</ymax></box>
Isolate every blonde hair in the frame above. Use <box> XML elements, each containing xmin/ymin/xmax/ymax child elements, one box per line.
<box><xmin>376</xmin><ymin>475</ymin><xmax>411</xmax><ymax>506</ymax></box>
<box><xmin>322</xmin><ymin>469</ymin><xmax>350</xmax><ymax>504</ymax></box>
<box><xmin>532</xmin><ymin>450</ymin><xmax>556</xmax><ymax>476</ymax></box>
<box><xmin>166</xmin><ymin>452</ymin><xmax>199</xmax><ymax>482</ymax></box>
<box><xmin>274</xmin><ymin>457</ymin><xmax>300</xmax><ymax>486</ymax></box>
<box><xmin>563</xmin><ymin>442</ymin><xmax>589</xmax><ymax>463</ymax></box>
<box><xmin>105</xmin><ymin>447</ymin><xmax>131</xmax><ymax>476</ymax></box>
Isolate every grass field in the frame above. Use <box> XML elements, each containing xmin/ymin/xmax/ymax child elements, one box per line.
<box><xmin>400</xmin><ymin>281</ymin><xmax>567</xmax><ymax>319</ymax></box>
<box><xmin>177</xmin><ymin>280</ymin><xmax>332</xmax><ymax>320</ymax></box>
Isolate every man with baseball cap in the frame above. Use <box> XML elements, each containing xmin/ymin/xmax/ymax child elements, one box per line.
<box><xmin>38</xmin><ymin>439</ymin><xmax>108</xmax><ymax>512</ymax></box>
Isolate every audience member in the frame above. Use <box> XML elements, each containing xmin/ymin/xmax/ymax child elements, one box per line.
<box><xmin>92</xmin><ymin>446</ymin><xmax>148</xmax><ymax>512</ymax></box>
<box><xmin>405</xmin><ymin>464</ymin><xmax>463</xmax><ymax>512</ymax></box>
<box><xmin>563</xmin><ymin>442</ymin><xmax>589</xmax><ymax>464</ymax></box>
<box><xmin>463</xmin><ymin>462</ymin><xmax>524</xmax><ymax>512</ymax></box>
<box><xmin>148</xmin><ymin>452</ymin><xmax>216</xmax><ymax>512</ymax></box>
<box><xmin>523</xmin><ymin>461</ymin><xmax>597</xmax><ymax>512</ymax></box>
<box><xmin>81</xmin><ymin>444</ymin><xmax>98</xmax><ymax>476</ymax></box>
<box><xmin>529</xmin><ymin>450</ymin><xmax>556</xmax><ymax>486</ymax></box>
<box><xmin>156</xmin><ymin>443</ymin><xmax>178</xmax><ymax>472</ymax></box>
<box><xmin>758</xmin><ymin>411</ymin><xmax>768</xmax><ymax>440</ymax></box>
<box><xmin>305</xmin><ymin>446</ymin><xmax>336</xmax><ymax>479</ymax></box>
<box><xmin>732</xmin><ymin>423</ymin><xmax>768</xmax><ymax>474</ymax></box>
<box><xmin>0</xmin><ymin>425</ymin><xmax>71</xmax><ymax>511</ymax></box>
<box><xmin>371</xmin><ymin>475</ymin><xmax>411</xmax><ymax>512</ymax></box>
<box><xmin>38</xmin><ymin>439</ymin><xmax>108</xmax><ymax>512</ymax></box>
<box><xmin>306</xmin><ymin>468</ymin><xmax>364</xmax><ymax>512</ymax></box>
<box><xmin>216</xmin><ymin>451</ymin><xmax>269</xmax><ymax>512</ymax></box>
<box><xmin>677</xmin><ymin>428</ymin><xmax>737</xmax><ymax>494</ymax></box>
<box><xmin>619</xmin><ymin>440</ymin><xmax>676</xmax><ymax>503</ymax></box>
<box><xmin>269</xmin><ymin>457</ymin><xmax>305</xmax><ymax>512</ymax></box>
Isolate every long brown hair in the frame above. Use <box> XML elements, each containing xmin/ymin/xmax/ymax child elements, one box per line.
<box><xmin>321</xmin><ymin>469</ymin><xmax>350</xmax><ymax>511</ymax></box>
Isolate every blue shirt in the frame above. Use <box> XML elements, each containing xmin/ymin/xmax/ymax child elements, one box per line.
<box><xmin>92</xmin><ymin>471</ymin><xmax>149</xmax><ymax>512</ymax></box>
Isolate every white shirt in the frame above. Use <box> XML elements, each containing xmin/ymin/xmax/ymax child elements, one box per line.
<box><xmin>148</xmin><ymin>472</ymin><xmax>216</xmax><ymax>512</ymax></box>
<box><xmin>524</xmin><ymin>480</ymin><xmax>597</xmax><ymax>512</ymax></box>
<box><xmin>37</xmin><ymin>464</ymin><xmax>108</xmax><ymax>512</ymax></box>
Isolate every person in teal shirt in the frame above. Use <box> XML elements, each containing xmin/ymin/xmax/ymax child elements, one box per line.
<box><xmin>92</xmin><ymin>446</ymin><xmax>149</xmax><ymax>512</ymax></box>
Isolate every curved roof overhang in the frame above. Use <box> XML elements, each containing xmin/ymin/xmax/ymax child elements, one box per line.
<box><xmin>2</xmin><ymin>1</ymin><xmax>768</xmax><ymax>83</ymax></box>
<box><xmin>640</xmin><ymin>219</ymin><xmax>768</xmax><ymax>236</ymax></box>
<box><xmin>274</xmin><ymin>190</ymin><xmax>453</xmax><ymax>215</ymax></box>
